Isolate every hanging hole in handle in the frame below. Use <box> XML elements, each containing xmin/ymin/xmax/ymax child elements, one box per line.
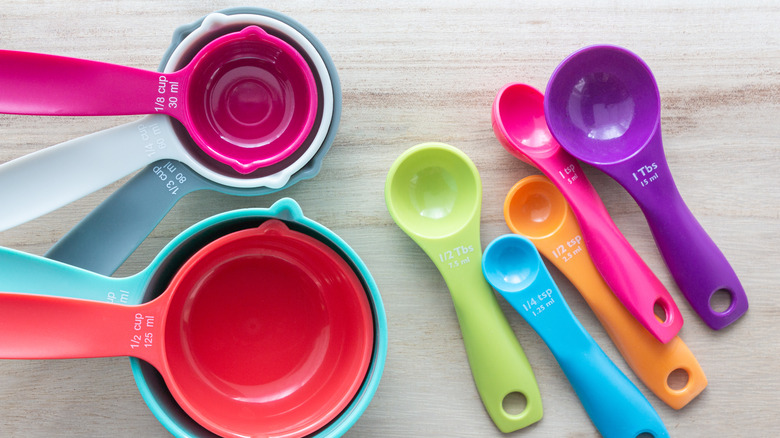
<box><xmin>653</xmin><ymin>299</ymin><xmax>669</xmax><ymax>324</ymax></box>
<box><xmin>667</xmin><ymin>368</ymin><xmax>690</xmax><ymax>391</ymax></box>
<box><xmin>502</xmin><ymin>391</ymin><xmax>527</xmax><ymax>416</ymax></box>
<box><xmin>636</xmin><ymin>433</ymin><xmax>656</xmax><ymax>438</ymax></box>
<box><xmin>709</xmin><ymin>289</ymin><xmax>733</xmax><ymax>314</ymax></box>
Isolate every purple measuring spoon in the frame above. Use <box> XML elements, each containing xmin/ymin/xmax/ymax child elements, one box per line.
<box><xmin>544</xmin><ymin>45</ymin><xmax>747</xmax><ymax>330</ymax></box>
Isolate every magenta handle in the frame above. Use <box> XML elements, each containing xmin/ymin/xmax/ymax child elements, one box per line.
<box><xmin>0</xmin><ymin>50</ymin><xmax>186</xmax><ymax>118</ymax></box>
<box><xmin>0</xmin><ymin>292</ymin><xmax>163</xmax><ymax>366</ymax></box>
<box><xmin>605</xmin><ymin>138</ymin><xmax>747</xmax><ymax>330</ymax></box>
<box><xmin>535</xmin><ymin>149</ymin><xmax>683</xmax><ymax>343</ymax></box>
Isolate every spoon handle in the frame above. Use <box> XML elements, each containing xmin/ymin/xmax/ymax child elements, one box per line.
<box><xmin>540</xmin><ymin>149</ymin><xmax>683</xmax><ymax>343</ymax></box>
<box><xmin>511</xmin><ymin>184</ymin><xmax>707</xmax><ymax>408</ymax></box>
<box><xmin>491</xmin><ymin>247</ymin><xmax>669</xmax><ymax>438</ymax></box>
<box><xmin>0</xmin><ymin>117</ymin><xmax>175</xmax><ymax>232</ymax></box>
<box><xmin>432</xmin><ymin>239</ymin><xmax>543</xmax><ymax>432</ymax></box>
<box><xmin>0</xmin><ymin>292</ymin><xmax>163</xmax><ymax>366</ymax></box>
<box><xmin>0</xmin><ymin>50</ymin><xmax>184</xmax><ymax>117</ymax></box>
<box><xmin>45</xmin><ymin>159</ymin><xmax>200</xmax><ymax>275</ymax></box>
<box><xmin>614</xmin><ymin>154</ymin><xmax>748</xmax><ymax>330</ymax></box>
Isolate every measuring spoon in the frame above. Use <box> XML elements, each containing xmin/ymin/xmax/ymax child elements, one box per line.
<box><xmin>2</xmin><ymin>197</ymin><xmax>387</xmax><ymax>438</ymax></box>
<box><xmin>0</xmin><ymin>13</ymin><xmax>334</xmax><ymax>233</ymax></box>
<box><xmin>385</xmin><ymin>142</ymin><xmax>542</xmax><ymax>432</ymax></box>
<box><xmin>0</xmin><ymin>11</ymin><xmax>336</xmax><ymax>238</ymax></box>
<box><xmin>492</xmin><ymin>83</ymin><xmax>682</xmax><ymax>343</ymax></box>
<box><xmin>505</xmin><ymin>175</ymin><xmax>707</xmax><ymax>409</ymax></box>
<box><xmin>482</xmin><ymin>234</ymin><xmax>669</xmax><ymax>438</ymax></box>
<box><xmin>544</xmin><ymin>45</ymin><xmax>747</xmax><ymax>330</ymax></box>
<box><xmin>0</xmin><ymin>217</ymin><xmax>374</xmax><ymax>438</ymax></box>
<box><xmin>0</xmin><ymin>25</ymin><xmax>317</xmax><ymax>173</ymax></box>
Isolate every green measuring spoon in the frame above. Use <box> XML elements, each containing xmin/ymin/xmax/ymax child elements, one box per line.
<box><xmin>385</xmin><ymin>142</ymin><xmax>543</xmax><ymax>432</ymax></box>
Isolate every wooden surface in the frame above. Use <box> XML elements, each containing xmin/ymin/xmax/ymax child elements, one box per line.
<box><xmin>0</xmin><ymin>1</ymin><xmax>778</xmax><ymax>436</ymax></box>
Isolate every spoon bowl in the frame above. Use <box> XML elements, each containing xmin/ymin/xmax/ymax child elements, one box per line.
<box><xmin>385</xmin><ymin>145</ymin><xmax>479</xmax><ymax>238</ymax></box>
<box><xmin>544</xmin><ymin>45</ymin><xmax>659</xmax><ymax>164</ymax></box>
<box><xmin>504</xmin><ymin>174</ymin><xmax>568</xmax><ymax>239</ymax></box>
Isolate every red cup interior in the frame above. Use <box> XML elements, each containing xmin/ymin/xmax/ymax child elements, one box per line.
<box><xmin>161</xmin><ymin>219</ymin><xmax>373</xmax><ymax>437</ymax></box>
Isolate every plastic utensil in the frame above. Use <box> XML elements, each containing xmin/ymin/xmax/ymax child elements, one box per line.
<box><xmin>505</xmin><ymin>175</ymin><xmax>707</xmax><ymax>409</ymax></box>
<box><xmin>492</xmin><ymin>83</ymin><xmax>682</xmax><ymax>343</ymax></box>
<box><xmin>41</xmin><ymin>11</ymin><xmax>344</xmax><ymax>438</ymax></box>
<box><xmin>0</xmin><ymin>25</ymin><xmax>317</xmax><ymax>174</ymax></box>
<box><xmin>0</xmin><ymin>14</ymin><xmax>328</xmax><ymax>233</ymax></box>
<box><xmin>3</xmin><ymin>197</ymin><xmax>386</xmax><ymax>438</ymax></box>
<box><xmin>482</xmin><ymin>234</ymin><xmax>669</xmax><ymax>438</ymax></box>
<box><xmin>42</xmin><ymin>10</ymin><xmax>338</xmax><ymax>273</ymax></box>
<box><xmin>0</xmin><ymin>218</ymin><xmax>373</xmax><ymax>438</ymax></box>
<box><xmin>544</xmin><ymin>45</ymin><xmax>747</xmax><ymax>330</ymax></box>
<box><xmin>385</xmin><ymin>142</ymin><xmax>542</xmax><ymax>432</ymax></box>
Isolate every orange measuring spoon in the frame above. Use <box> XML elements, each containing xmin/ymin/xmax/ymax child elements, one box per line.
<box><xmin>504</xmin><ymin>175</ymin><xmax>707</xmax><ymax>409</ymax></box>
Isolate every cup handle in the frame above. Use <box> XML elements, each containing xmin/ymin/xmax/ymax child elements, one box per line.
<box><xmin>0</xmin><ymin>246</ymin><xmax>138</xmax><ymax>303</ymax></box>
<box><xmin>0</xmin><ymin>50</ymin><xmax>184</xmax><ymax>117</ymax></box>
<box><xmin>45</xmin><ymin>160</ymin><xmax>201</xmax><ymax>275</ymax></box>
<box><xmin>0</xmin><ymin>292</ymin><xmax>162</xmax><ymax>365</ymax></box>
<box><xmin>0</xmin><ymin>117</ymin><xmax>176</xmax><ymax>232</ymax></box>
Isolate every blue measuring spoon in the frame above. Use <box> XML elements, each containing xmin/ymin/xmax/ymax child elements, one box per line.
<box><xmin>482</xmin><ymin>234</ymin><xmax>669</xmax><ymax>438</ymax></box>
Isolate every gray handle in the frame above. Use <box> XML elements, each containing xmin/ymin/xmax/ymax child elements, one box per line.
<box><xmin>45</xmin><ymin>161</ymin><xmax>202</xmax><ymax>275</ymax></box>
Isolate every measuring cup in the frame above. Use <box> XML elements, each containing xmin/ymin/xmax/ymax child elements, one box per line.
<box><xmin>505</xmin><ymin>175</ymin><xmax>707</xmax><ymax>409</ymax></box>
<box><xmin>44</xmin><ymin>11</ymin><xmax>343</xmax><ymax>438</ymax></box>
<box><xmin>0</xmin><ymin>198</ymin><xmax>386</xmax><ymax>437</ymax></box>
<box><xmin>385</xmin><ymin>142</ymin><xmax>542</xmax><ymax>432</ymax></box>
<box><xmin>482</xmin><ymin>234</ymin><xmax>669</xmax><ymax>438</ymax></box>
<box><xmin>0</xmin><ymin>11</ymin><xmax>336</xmax><ymax>233</ymax></box>
<box><xmin>1</xmin><ymin>24</ymin><xmax>317</xmax><ymax>174</ymax></box>
<box><xmin>0</xmin><ymin>218</ymin><xmax>373</xmax><ymax>438</ymax></box>
<box><xmin>544</xmin><ymin>45</ymin><xmax>747</xmax><ymax>330</ymax></box>
<box><xmin>43</xmin><ymin>10</ymin><xmax>338</xmax><ymax>274</ymax></box>
<box><xmin>492</xmin><ymin>83</ymin><xmax>682</xmax><ymax>343</ymax></box>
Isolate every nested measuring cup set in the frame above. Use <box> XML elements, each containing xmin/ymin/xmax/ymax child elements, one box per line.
<box><xmin>385</xmin><ymin>45</ymin><xmax>747</xmax><ymax>437</ymax></box>
<box><xmin>0</xmin><ymin>8</ymin><xmax>387</xmax><ymax>438</ymax></box>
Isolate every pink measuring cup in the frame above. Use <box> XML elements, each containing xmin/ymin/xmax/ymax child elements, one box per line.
<box><xmin>492</xmin><ymin>83</ymin><xmax>683</xmax><ymax>343</ymax></box>
<box><xmin>0</xmin><ymin>26</ymin><xmax>317</xmax><ymax>173</ymax></box>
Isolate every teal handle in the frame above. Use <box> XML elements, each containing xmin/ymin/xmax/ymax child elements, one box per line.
<box><xmin>0</xmin><ymin>246</ymin><xmax>141</xmax><ymax>303</ymax></box>
<box><xmin>483</xmin><ymin>235</ymin><xmax>668</xmax><ymax>438</ymax></box>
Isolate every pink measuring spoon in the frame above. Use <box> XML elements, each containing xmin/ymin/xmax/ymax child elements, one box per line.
<box><xmin>0</xmin><ymin>26</ymin><xmax>317</xmax><ymax>173</ymax></box>
<box><xmin>492</xmin><ymin>83</ymin><xmax>682</xmax><ymax>343</ymax></box>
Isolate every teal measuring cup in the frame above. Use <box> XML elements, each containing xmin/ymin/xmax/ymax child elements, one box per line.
<box><xmin>1</xmin><ymin>198</ymin><xmax>387</xmax><ymax>437</ymax></box>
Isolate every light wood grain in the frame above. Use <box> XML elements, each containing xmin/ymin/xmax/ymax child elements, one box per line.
<box><xmin>0</xmin><ymin>1</ymin><xmax>778</xmax><ymax>436</ymax></box>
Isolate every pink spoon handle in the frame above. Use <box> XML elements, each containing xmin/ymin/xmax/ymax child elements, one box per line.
<box><xmin>0</xmin><ymin>50</ymin><xmax>186</xmax><ymax>118</ymax></box>
<box><xmin>0</xmin><ymin>292</ymin><xmax>163</xmax><ymax>367</ymax></box>
<box><xmin>535</xmin><ymin>148</ymin><xmax>683</xmax><ymax>343</ymax></box>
